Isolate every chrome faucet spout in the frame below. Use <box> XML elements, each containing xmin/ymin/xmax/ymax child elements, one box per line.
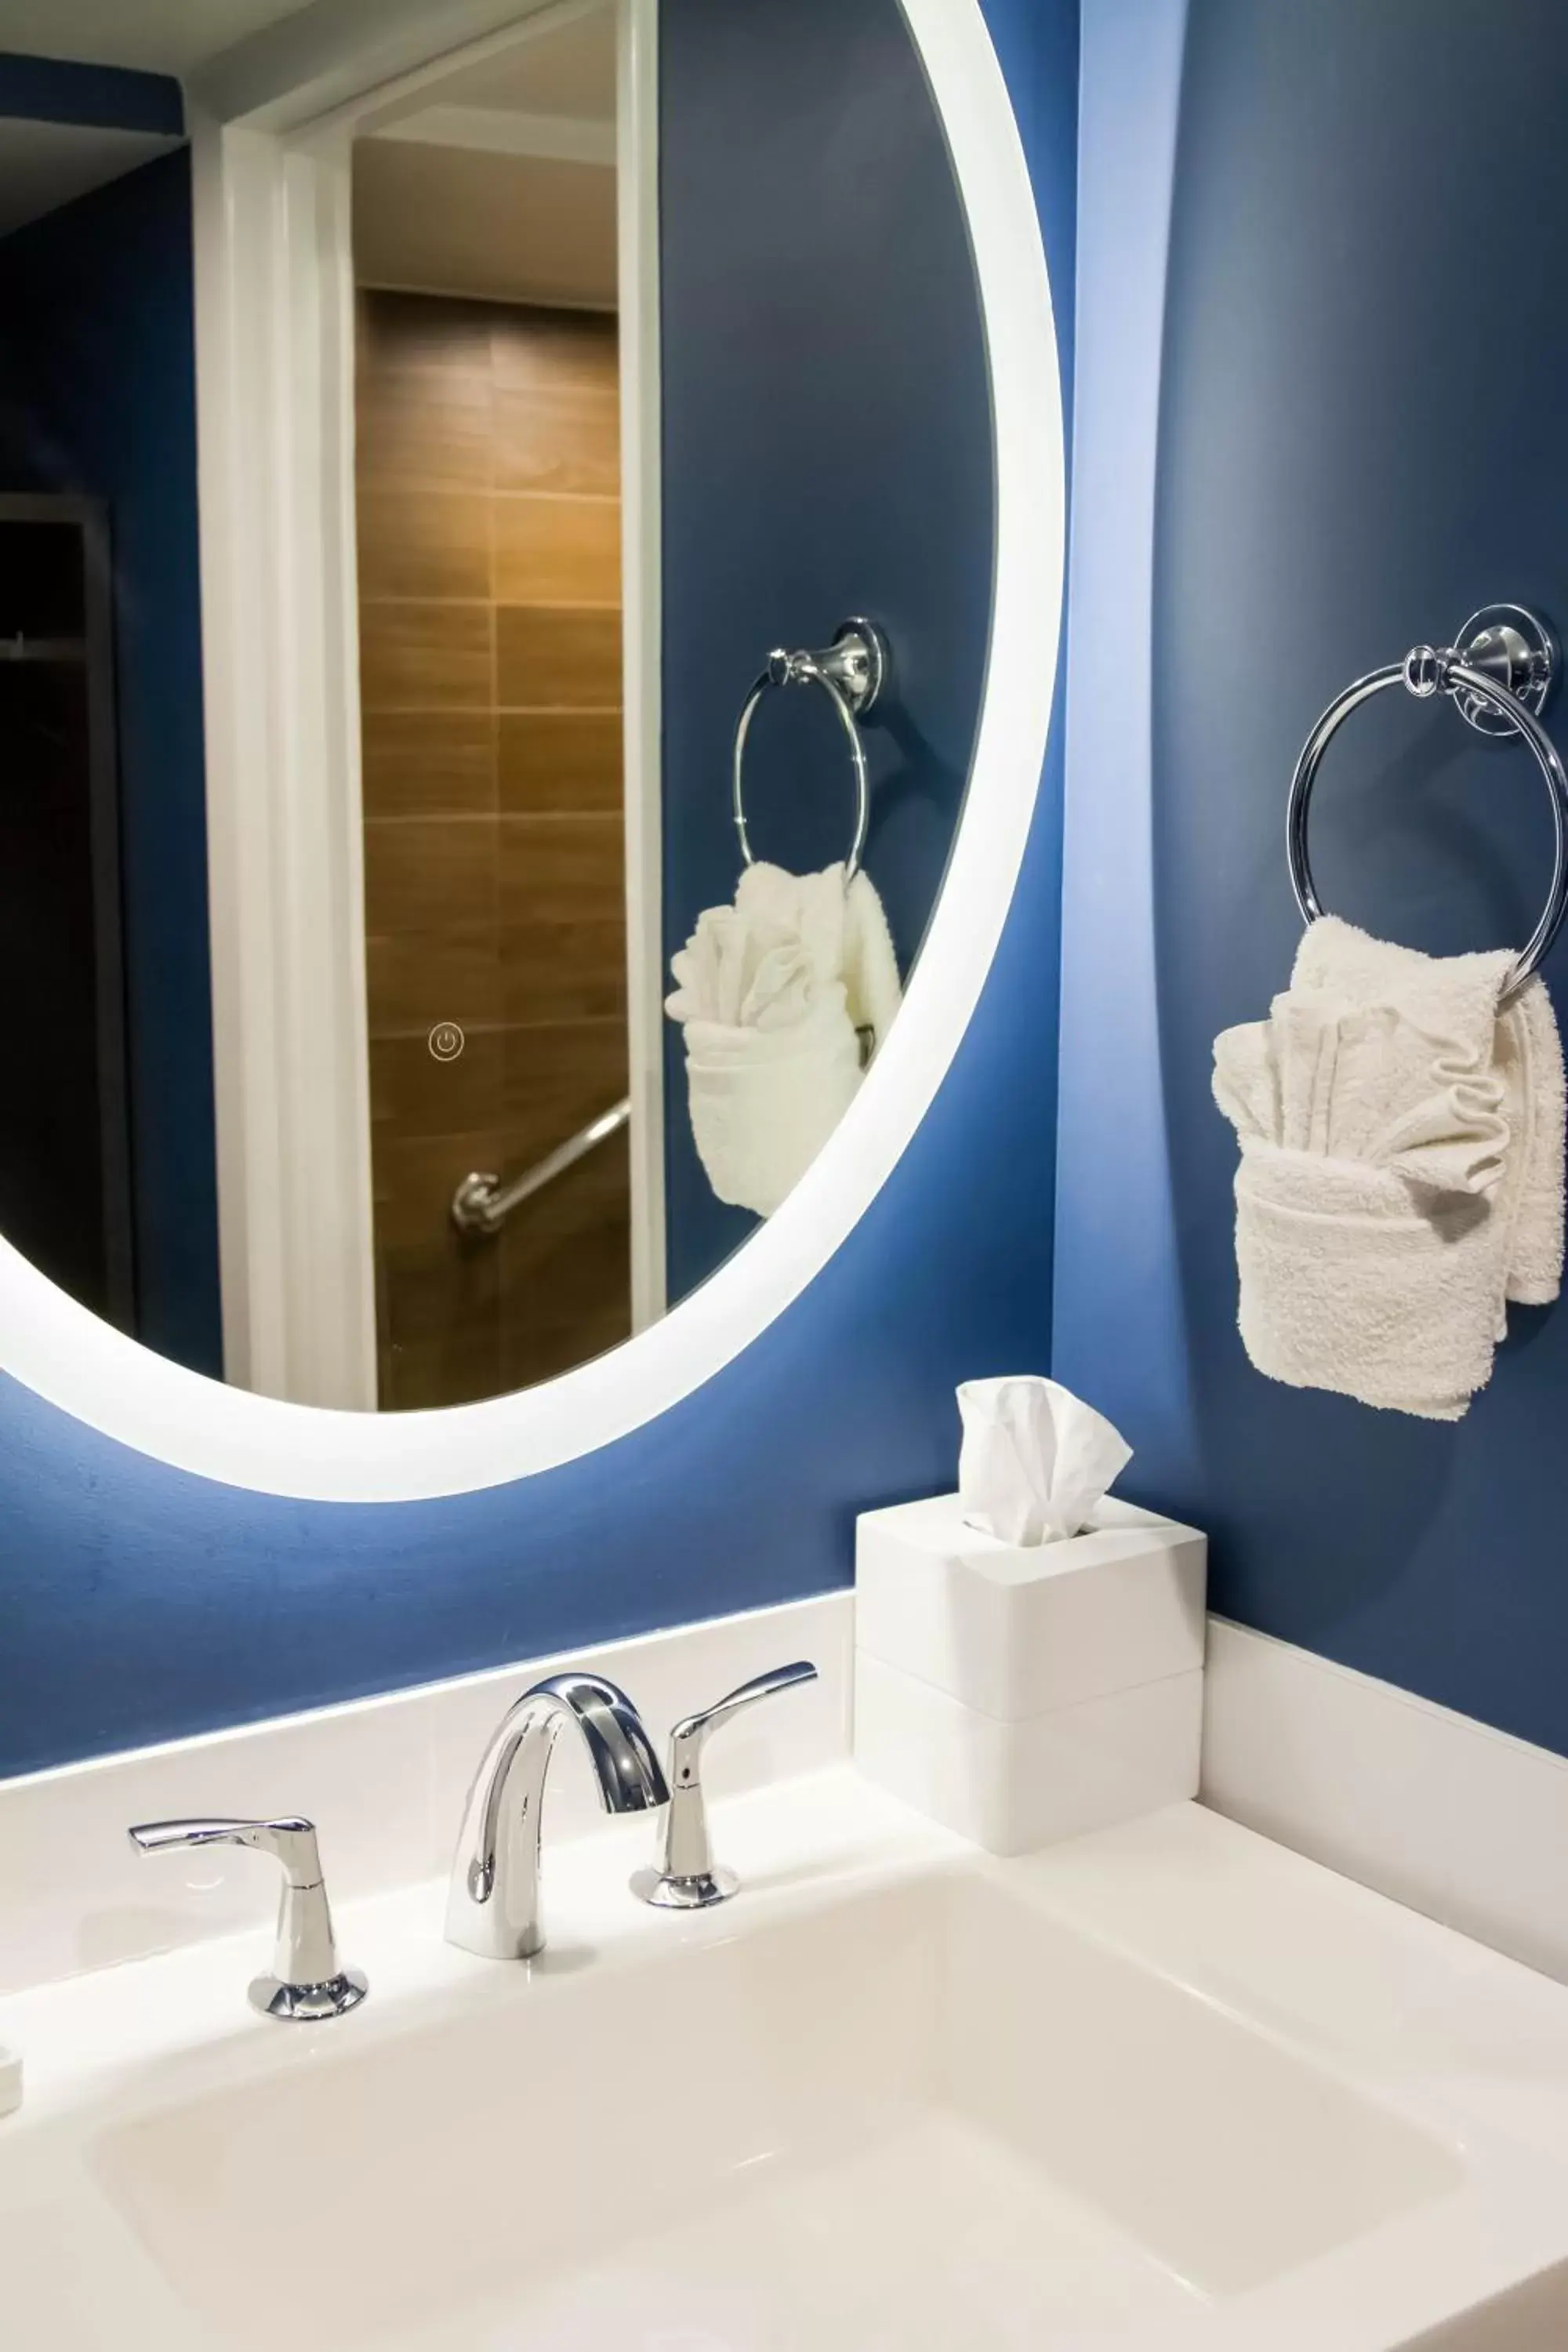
<box><xmin>445</xmin><ymin>1670</ymin><xmax>668</xmax><ymax>1961</ymax></box>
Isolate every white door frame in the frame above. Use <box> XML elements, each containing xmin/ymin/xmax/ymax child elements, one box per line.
<box><xmin>190</xmin><ymin>0</ymin><xmax>664</xmax><ymax>1404</ymax></box>
<box><xmin>616</xmin><ymin>0</ymin><xmax>667</xmax><ymax>1333</ymax></box>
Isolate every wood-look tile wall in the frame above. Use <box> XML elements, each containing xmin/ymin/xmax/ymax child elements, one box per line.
<box><xmin>355</xmin><ymin>290</ymin><xmax>630</xmax><ymax>1409</ymax></box>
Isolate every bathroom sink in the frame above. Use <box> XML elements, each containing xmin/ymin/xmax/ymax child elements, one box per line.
<box><xmin>67</xmin><ymin>1881</ymin><xmax>1459</xmax><ymax>2346</ymax></box>
<box><xmin>4</xmin><ymin>1777</ymin><xmax>1568</xmax><ymax>2349</ymax></box>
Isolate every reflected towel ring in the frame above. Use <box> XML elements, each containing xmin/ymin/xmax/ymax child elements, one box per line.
<box><xmin>1286</xmin><ymin>604</ymin><xmax>1568</xmax><ymax>1006</ymax></box>
<box><xmin>732</xmin><ymin>617</ymin><xmax>889</xmax><ymax>886</ymax></box>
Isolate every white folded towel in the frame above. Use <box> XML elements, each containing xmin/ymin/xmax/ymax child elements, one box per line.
<box><xmin>1212</xmin><ymin>915</ymin><xmax>1564</xmax><ymax>1420</ymax></box>
<box><xmin>666</xmin><ymin>861</ymin><xmax>902</xmax><ymax>1218</ymax></box>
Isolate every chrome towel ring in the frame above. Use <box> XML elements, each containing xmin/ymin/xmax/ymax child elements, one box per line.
<box><xmin>732</xmin><ymin>617</ymin><xmax>888</xmax><ymax>884</ymax></box>
<box><xmin>1287</xmin><ymin>603</ymin><xmax>1568</xmax><ymax>1005</ymax></box>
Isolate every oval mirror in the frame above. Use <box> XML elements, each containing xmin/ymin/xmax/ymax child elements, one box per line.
<box><xmin>0</xmin><ymin>0</ymin><xmax>1062</xmax><ymax>1494</ymax></box>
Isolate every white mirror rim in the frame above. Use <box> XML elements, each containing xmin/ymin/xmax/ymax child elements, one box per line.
<box><xmin>0</xmin><ymin>0</ymin><xmax>1064</xmax><ymax>1501</ymax></box>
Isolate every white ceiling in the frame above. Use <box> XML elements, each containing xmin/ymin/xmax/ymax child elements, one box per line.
<box><xmin>354</xmin><ymin>140</ymin><xmax>616</xmax><ymax>310</ymax></box>
<box><xmin>424</xmin><ymin>6</ymin><xmax>614</xmax><ymax>122</ymax></box>
<box><xmin>0</xmin><ymin>0</ymin><xmax>310</xmax><ymax>76</ymax></box>
<box><xmin>355</xmin><ymin>1</ymin><xmax>616</xmax><ymax>313</ymax></box>
<box><xmin>0</xmin><ymin>0</ymin><xmax>619</xmax><ymax>302</ymax></box>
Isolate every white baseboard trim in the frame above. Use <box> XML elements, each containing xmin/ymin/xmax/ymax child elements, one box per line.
<box><xmin>0</xmin><ymin>1592</ymin><xmax>851</xmax><ymax>1996</ymax></box>
<box><xmin>1202</xmin><ymin>1615</ymin><xmax>1568</xmax><ymax>1986</ymax></box>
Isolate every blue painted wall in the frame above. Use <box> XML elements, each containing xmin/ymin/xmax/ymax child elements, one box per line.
<box><xmin>1053</xmin><ymin>0</ymin><xmax>1193</xmax><ymax>1499</ymax></box>
<box><xmin>0</xmin><ymin>147</ymin><xmax>223</xmax><ymax>1381</ymax></box>
<box><xmin>0</xmin><ymin>0</ymin><xmax>1076</xmax><ymax>1777</ymax></box>
<box><xmin>659</xmin><ymin>0</ymin><xmax>996</xmax><ymax>1304</ymax></box>
<box><xmin>0</xmin><ymin>53</ymin><xmax>182</xmax><ymax>133</ymax></box>
<box><xmin>1059</xmin><ymin>0</ymin><xmax>1568</xmax><ymax>1759</ymax></box>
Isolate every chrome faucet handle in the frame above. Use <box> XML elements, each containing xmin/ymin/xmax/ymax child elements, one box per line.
<box><xmin>128</xmin><ymin>1815</ymin><xmax>368</xmax><ymax>2021</ymax></box>
<box><xmin>631</xmin><ymin>1660</ymin><xmax>818</xmax><ymax>1911</ymax></box>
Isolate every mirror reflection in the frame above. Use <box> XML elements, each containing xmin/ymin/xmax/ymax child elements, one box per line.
<box><xmin>0</xmin><ymin>0</ymin><xmax>994</xmax><ymax>1409</ymax></box>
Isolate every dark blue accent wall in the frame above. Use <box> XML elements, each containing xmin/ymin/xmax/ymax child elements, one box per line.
<box><xmin>0</xmin><ymin>53</ymin><xmax>183</xmax><ymax>135</ymax></box>
<box><xmin>1064</xmin><ymin>0</ymin><xmax>1568</xmax><ymax>1758</ymax></box>
<box><xmin>659</xmin><ymin>0</ymin><xmax>997</xmax><ymax>1304</ymax></box>
<box><xmin>0</xmin><ymin>151</ymin><xmax>223</xmax><ymax>1381</ymax></box>
<box><xmin>0</xmin><ymin>1</ymin><xmax>1076</xmax><ymax>1777</ymax></box>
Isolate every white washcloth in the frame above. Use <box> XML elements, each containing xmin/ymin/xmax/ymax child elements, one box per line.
<box><xmin>666</xmin><ymin>861</ymin><xmax>902</xmax><ymax>1217</ymax></box>
<box><xmin>1212</xmin><ymin>915</ymin><xmax>1565</xmax><ymax>1420</ymax></box>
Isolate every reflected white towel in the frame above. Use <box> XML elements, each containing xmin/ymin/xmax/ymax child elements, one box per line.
<box><xmin>1213</xmin><ymin>916</ymin><xmax>1564</xmax><ymax>1420</ymax></box>
<box><xmin>666</xmin><ymin>861</ymin><xmax>902</xmax><ymax>1217</ymax></box>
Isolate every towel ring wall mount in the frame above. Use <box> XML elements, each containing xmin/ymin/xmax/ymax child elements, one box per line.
<box><xmin>1287</xmin><ymin>603</ymin><xmax>1568</xmax><ymax>1002</ymax></box>
<box><xmin>732</xmin><ymin>617</ymin><xmax>889</xmax><ymax>884</ymax></box>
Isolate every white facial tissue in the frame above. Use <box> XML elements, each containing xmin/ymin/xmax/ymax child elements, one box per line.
<box><xmin>956</xmin><ymin>1375</ymin><xmax>1133</xmax><ymax>1546</ymax></box>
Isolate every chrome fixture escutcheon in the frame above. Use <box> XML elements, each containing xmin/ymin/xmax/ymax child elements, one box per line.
<box><xmin>128</xmin><ymin>1815</ymin><xmax>368</xmax><ymax>2020</ymax></box>
<box><xmin>1447</xmin><ymin>604</ymin><xmax>1557</xmax><ymax>738</ymax></box>
<box><xmin>632</xmin><ymin>1660</ymin><xmax>819</xmax><ymax>1911</ymax></box>
<box><xmin>815</xmin><ymin>615</ymin><xmax>887</xmax><ymax>715</ymax></box>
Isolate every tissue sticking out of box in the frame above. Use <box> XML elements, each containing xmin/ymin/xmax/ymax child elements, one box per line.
<box><xmin>956</xmin><ymin>1375</ymin><xmax>1132</xmax><ymax>1546</ymax></box>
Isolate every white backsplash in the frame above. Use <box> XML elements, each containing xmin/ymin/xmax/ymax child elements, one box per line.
<box><xmin>0</xmin><ymin>1592</ymin><xmax>852</xmax><ymax>1994</ymax></box>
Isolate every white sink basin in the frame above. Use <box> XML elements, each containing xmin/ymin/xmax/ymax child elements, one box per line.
<box><xmin>5</xmin><ymin>1777</ymin><xmax>1568</xmax><ymax>2349</ymax></box>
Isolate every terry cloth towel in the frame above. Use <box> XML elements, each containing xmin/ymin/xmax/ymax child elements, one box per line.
<box><xmin>666</xmin><ymin>860</ymin><xmax>902</xmax><ymax>1218</ymax></box>
<box><xmin>1212</xmin><ymin>915</ymin><xmax>1565</xmax><ymax>1421</ymax></box>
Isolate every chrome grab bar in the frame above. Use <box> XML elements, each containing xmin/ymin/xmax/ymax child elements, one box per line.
<box><xmin>451</xmin><ymin>1096</ymin><xmax>630</xmax><ymax>1237</ymax></box>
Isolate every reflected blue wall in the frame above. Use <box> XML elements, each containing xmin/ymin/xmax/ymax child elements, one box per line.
<box><xmin>0</xmin><ymin>0</ymin><xmax>1076</xmax><ymax>1777</ymax></box>
<box><xmin>659</xmin><ymin>0</ymin><xmax>997</xmax><ymax>1303</ymax></box>
<box><xmin>0</xmin><ymin>54</ymin><xmax>181</xmax><ymax>132</ymax></box>
<box><xmin>0</xmin><ymin>147</ymin><xmax>223</xmax><ymax>1381</ymax></box>
<box><xmin>1058</xmin><ymin>0</ymin><xmax>1568</xmax><ymax>1758</ymax></box>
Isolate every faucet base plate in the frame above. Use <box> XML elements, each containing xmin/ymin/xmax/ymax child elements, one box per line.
<box><xmin>630</xmin><ymin>1864</ymin><xmax>740</xmax><ymax>1911</ymax></box>
<box><xmin>249</xmin><ymin>1968</ymin><xmax>369</xmax><ymax>2022</ymax></box>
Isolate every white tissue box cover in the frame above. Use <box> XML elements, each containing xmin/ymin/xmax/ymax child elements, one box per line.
<box><xmin>854</xmin><ymin>1651</ymin><xmax>1203</xmax><ymax>1856</ymax></box>
<box><xmin>855</xmin><ymin>1491</ymin><xmax>1207</xmax><ymax>1719</ymax></box>
<box><xmin>853</xmin><ymin>1492</ymin><xmax>1206</xmax><ymax>1855</ymax></box>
